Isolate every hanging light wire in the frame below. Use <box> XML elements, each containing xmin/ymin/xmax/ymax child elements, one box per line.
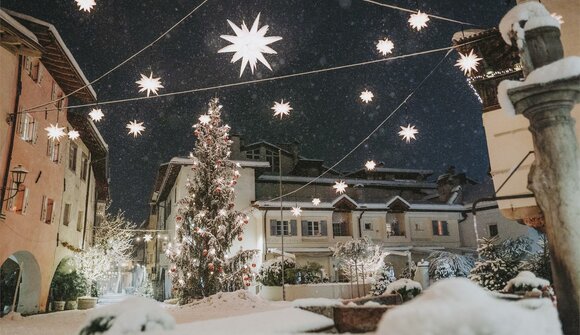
<box><xmin>24</xmin><ymin>0</ymin><xmax>211</xmax><ymax>113</ymax></box>
<box><xmin>363</xmin><ymin>0</ymin><xmax>479</xmax><ymax>27</ymax></box>
<box><xmin>23</xmin><ymin>37</ymin><xmax>488</xmax><ymax>114</ymax></box>
<box><xmin>266</xmin><ymin>48</ymin><xmax>453</xmax><ymax>203</ymax></box>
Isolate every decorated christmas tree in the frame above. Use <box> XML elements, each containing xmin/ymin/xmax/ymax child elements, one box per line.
<box><xmin>167</xmin><ymin>98</ymin><xmax>257</xmax><ymax>302</ymax></box>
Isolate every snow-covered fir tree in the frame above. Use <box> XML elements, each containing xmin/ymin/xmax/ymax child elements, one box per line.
<box><xmin>520</xmin><ymin>234</ymin><xmax>552</xmax><ymax>283</ymax></box>
<box><xmin>167</xmin><ymin>98</ymin><xmax>257</xmax><ymax>302</ymax></box>
<box><xmin>427</xmin><ymin>251</ymin><xmax>475</xmax><ymax>281</ymax></box>
<box><xmin>469</xmin><ymin>236</ymin><xmax>530</xmax><ymax>291</ymax></box>
<box><xmin>370</xmin><ymin>262</ymin><xmax>396</xmax><ymax>296</ymax></box>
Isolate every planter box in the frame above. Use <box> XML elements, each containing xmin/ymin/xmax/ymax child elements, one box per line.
<box><xmin>259</xmin><ymin>286</ymin><xmax>283</xmax><ymax>301</ymax></box>
<box><xmin>333</xmin><ymin>305</ymin><xmax>392</xmax><ymax>333</ymax></box>
<box><xmin>77</xmin><ymin>297</ymin><xmax>98</xmax><ymax>310</ymax></box>
<box><xmin>65</xmin><ymin>301</ymin><xmax>78</xmax><ymax>310</ymax></box>
<box><xmin>53</xmin><ymin>301</ymin><xmax>65</xmax><ymax>311</ymax></box>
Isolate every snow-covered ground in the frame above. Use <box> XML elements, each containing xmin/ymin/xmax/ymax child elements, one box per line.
<box><xmin>0</xmin><ymin>291</ymin><xmax>292</xmax><ymax>335</ymax></box>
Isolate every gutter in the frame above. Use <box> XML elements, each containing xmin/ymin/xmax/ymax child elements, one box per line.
<box><xmin>81</xmin><ymin>153</ymin><xmax>92</xmax><ymax>249</ymax></box>
<box><xmin>357</xmin><ymin>210</ymin><xmax>366</xmax><ymax>238</ymax></box>
<box><xmin>262</xmin><ymin>209</ymin><xmax>269</xmax><ymax>261</ymax></box>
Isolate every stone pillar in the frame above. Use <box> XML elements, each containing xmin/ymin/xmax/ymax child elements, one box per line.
<box><xmin>414</xmin><ymin>260</ymin><xmax>429</xmax><ymax>290</ymax></box>
<box><xmin>502</xmin><ymin>7</ymin><xmax>580</xmax><ymax>333</ymax></box>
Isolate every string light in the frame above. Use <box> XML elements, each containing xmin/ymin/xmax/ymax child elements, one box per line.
<box><xmin>398</xmin><ymin>124</ymin><xmax>418</xmax><ymax>143</ymax></box>
<box><xmin>455</xmin><ymin>49</ymin><xmax>482</xmax><ymax>76</ymax></box>
<box><xmin>360</xmin><ymin>89</ymin><xmax>374</xmax><ymax>103</ymax></box>
<box><xmin>291</xmin><ymin>207</ymin><xmax>302</xmax><ymax>216</ymax></box>
<box><xmin>45</xmin><ymin>124</ymin><xmax>66</xmax><ymax>141</ymax></box>
<box><xmin>409</xmin><ymin>11</ymin><xmax>430</xmax><ymax>31</ymax></box>
<box><xmin>333</xmin><ymin>181</ymin><xmax>348</xmax><ymax>194</ymax></box>
<box><xmin>89</xmin><ymin>108</ymin><xmax>104</xmax><ymax>122</ymax></box>
<box><xmin>136</xmin><ymin>72</ymin><xmax>164</xmax><ymax>97</ymax></box>
<box><xmin>199</xmin><ymin>114</ymin><xmax>211</xmax><ymax>125</ymax></box>
<box><xmin>311</xmin><ymin>198</ymin><xmax>321</xmax><ymax>206</ymax></box>
<box><xmin>126</xmin><ymin>120</ymin><xmax>145</xmax><ymax>137</ymax></box>
<box><xmin>68</xmin><ymin>129</ymin><xmax>80</xmax><ymax>140</ymax></box>
<box><xmin>365</xmin><ymin>160</ymin><xmax>376</xmax><ymax>171</ymax></box>
<box><xmin>218</xmin><ymin>13</ymin><xmax>283</xmax><ymax>77</ymax></box>
<box><xmin>376</xmin><ymin>38</ymin><xmax>394</xmax><ymax>56</ymax></box>
<box><xmin>143</xmin><ymin>234</ymin><xmax>153</xmax><ymax>242</ymax></box>
<box><xmin>272</xmin><ymin>100</ymin><xmax>293</xmax><ymax>119</ymax></box>
<box><xmin>75</xmin><ymin>0</ymin><xmax>96</xmax><ymax>12</ymax></box>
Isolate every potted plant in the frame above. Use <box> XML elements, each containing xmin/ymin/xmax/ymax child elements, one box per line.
<box><xmin>64</xmin><ymin>271</ymin><xmax>86</xmax><ymax>310</ymax></box>
<box><xmin>50</xmin><ymin>272</ymin><xmax>67</xmax><ymax>311</ymax></box>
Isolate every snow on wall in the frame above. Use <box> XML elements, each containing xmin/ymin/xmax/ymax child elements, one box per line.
<box><xmin>376</xmin><ymin>278</ymin><xmax>561</xmax><ymax>335</ymax></box>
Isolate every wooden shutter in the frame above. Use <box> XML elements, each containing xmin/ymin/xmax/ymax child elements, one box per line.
<box><xmin>432</xmin><ymin>220</ymin><xmax>438</xmax><ymax>235</ymax></box>
<box><xmin>21</xmin><ymin>188</ymin><xmax>29</xmax><ymax>214</ymax></box>
<box><xmin>443</xmin><ymin>221</ymin><xmax>449</xmax><ymax>236</ymax></box>
<box><xmin>16</xmin><ymin>110</ymin><xmax>24</xmax><ymax>137</ymax></box>
<box><xmin>40</xmin><ymin>196</ymin><xmax>47</xmax><ymax>221</ymax></box>
<box><xmin>32</xmin><ymin>119</ymin><xmax>38</xmax><ymax>144</ymax></box>
<box><xmin>320</xmin><ymin>220</ymin><xmax>328</xmax><ymax>236</ymax></box>
<box><xmin>301</xmin><ymin>220</ymin><xmax>308</xmax><ymax>236</ymax></box>
<box><xmin>270</xmin><ymin>219</ymin><xmax>277</xmax><ymax>236</ymax></box>
<box><xmin>50</xmin><ymin>200</ymin><xmax>55</xmax><ymax>224</ymax></box>
<box><xmin>290</xmin><ymin>220</ymin><xmax>297</xmax><ymax>236</ymax></box>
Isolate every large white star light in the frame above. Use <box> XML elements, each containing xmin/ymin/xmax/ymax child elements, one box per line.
<box><xmin>272</xmin><ymin>100</ymin><xmax>293</xmax><ymax>119</ymax></box>
<box><xmin>312</xmin><ymin>198</ymin><xmax>321</xmax><ymax>206</ymax></box>
<box><xmin>126</xmin><ymin>120</ymin><xmax>145</xmax><ymax>138</ymax></box>
<box><xmin>75</xmin><ymin>0</ymin><xmax>96</xmax><ymax>12</ymax></box>
<box><xmin>398</xmin><ymin>124</ymin><xmax>419</xmax><ymax>143</ymax></box>
<box><xmin>199</xmin><ymin>114</ymin><xmax>211</xmax><ymax>125</ymax></box>
<box><xmin>89</xmin><ymin>108</ymin><xmax>104</xmax><ymax>122</ymax></box>
<box><xmin>333</xmin><ymin>180</ymin><xmax>348</xmax><ymax>194</ymax></box>
<box><xmin>376</xmin><ymin>38</ymin><xmax>394</xmax><ymax>56</ymax></box>
<box><xmin>136</xmin><ymin>72</ymin><xmax>163</xmax><ymax>97</ymax></box>
<box><xmin>409</xmin><ymin>11</ymin><xmax>430</xmax><ymax>31</ymax></box>
<box><xmin>360</xmin><ymin>90</ymin><xmax>374</xmax><ymax>104</ymax></box>
<box><xmin>45</xmin><ymin>124</ymin><xmax>66</xmax><ymax>141</ymax></box>
<box><xmin>365</xmin><ymin>160</ymin><xmax>377</xmax><ymax>171</ymax></box>
<box><xmin>68</xmin><ymin>130</ymin><xmax>80</xmax><ymax>140</ymax></box>
<box><xmin>455</xmin><ymin>49</ymin><xmax>483</xmax><ymax>76</ymax></box>
<box><xmin>143</xmin><ymin>234</ymin><xmax>153</xmax><ymax>242</ymax></box>
<box><xmin>218</xmin><ymin>13</ymin><xmax>283</xmax><ymax>77</ymax></box>
<box><xmin>291</xmin><ymin>207</ymin><xmax>302</xmax><ymax>217</ymax></box>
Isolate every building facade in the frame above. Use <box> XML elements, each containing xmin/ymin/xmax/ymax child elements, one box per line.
<box><xmin>0</xmin><ymin>9</ymin><xmax>108</xmax><ymax>315</ymax></box>
<box><xmin>149</xmin><ymin>136</ymin><xmax>533</xmax><ymax>297</ymax></box>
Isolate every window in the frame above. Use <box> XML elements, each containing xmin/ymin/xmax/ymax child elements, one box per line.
<box><xmin>17</xmin><ymin>112</ymin><xmax>37</xmax><ymax>143</ymax></box>
<box><xmin>6</xmin><ymin>182</ymin><xmax>28</xmax><ymax>214</ymax></box>
<box><xmin>364</xmin><ymin>222</ymin><xmax>372</xmax><ymax>231</ymax></box>
<box><xmin>386</xmin><ymin>218</ymin><xmax>405</xmax><ymax>237</ymax></box>
<box><xmin>307</xmin><ymin>221</ymin><xmax>320</xmax><ymax>236</ymax></box>
<box><xmin>414</xmin><ymin>223</ymin><xmax>424</xmax><ymax>231</ymax></box>
<box><xmin>80</xmin><ymin>153</ymin><xmax>89</xmax><ymax>180</ymax></box>
<box><xmin>36</xmin><ymin>65</ymin><xmax>44</xmax><ymax>84</ymax></box>
<box><xmin>51</xmin><ymin>81</ymin><xmax>58</xmax><ymax>101</ymax></box>
<box><xmin>24</xmin><ymin>56</ymin><xmax>32</xmax><ymax>75</ymax></box>
<box><xmin>276</xmin><ymin>220</ymin><xmax>289</xmax><ymax>236</ymax></box>
<box><xmin>432</xmin><ymin>220</ymin><xmax>450</xmax><ymax>236</ymax></box>
<box><xmin>69</xmin><ymin>143</ymin><xmax>78</xmax><ymax>171</ymax></box>
<box><xmin>245</xmin><ymin>148</ymin><xmax>260</xmax><ymax>160</ymax></box>
<box><xmin>63</xmin><ymin>203</ymin><xmax>71</xmax><ymax>226</ymax></box>
<box><xmin>489</xmin><ymin>224</ymin><xmax>499</xmax><ymax>237</ymax></box>
<box><xmin>41</xmin><ymin>196</ymin><xmax>55</xmax><ymax>224</ymax></box>
<box><xmin>332</xmin><ymin>222</ymin><xmax>349</xmax><ymax>236</ymax></box>
<box><xmin>265</xmin><ymin>149</ymin><xmax>279</xmax><ymax>172</ymax></box>
<box><xmin>270</xmin><ymin>220</ymin><xmax>294</xmax><ymax>236</ymax></box>
<box><xmin>77</xmin><ymin>211</ymin><xmax>84</xmax><ymax>232</ymax></box>
<box><xmin>47</xmin><ymin>140</ymin><xmax>60</xmax><ymax>163</ymax></box>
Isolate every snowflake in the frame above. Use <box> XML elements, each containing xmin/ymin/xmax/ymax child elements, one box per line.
<box><xmin>455</xmin><ymin>49</ymin><xmax>482</xmax><ymax>76</ymax></box>
<box><xmin>376</xmin><ymin>38</ymin><xmax>394</xmax><ymax>56</ymax></box>
<box><xmin>89</xmin><ymin>108</ymin><xmax>104</xmax><ymax>122</ymax></box>
<box><xmin>199</xmin><ymin>114</ymin><xmax>211</xmax><ymax>125</ymax></box>
<box><xmin>136</xmin><ymin>72</ymin><xmax>163</xmax><ymax>97</ymax></box>
<box><xmin>408</xmin><ymin>11</ymin><xmax>430</xmax><ymax>31</ymax></box>
<box><xmin>218</xmin><ymin>13</ymin><xmax>283</xmax><ymax>77</ymax></box>
<box><xmin>45</xmin><ymin>124</ymin><xmax>66</xmax><ymax>141</ymax></box>
<box><xmin>272</xmin><ymin>99</ymin><xmax>293</xmax><ymax>119</ymax></box>
<box><xmin>311</xmin><ymin>198</ymin><xmax>321</xmax><ymax>206</ymax></box>
<box><xmin>291</xmin><ymin>207</ymin><xmax>302</xmax><ymax>216</ymax></box>
<box><xmin>333</xmin><ymin>180</ymin><xmax>348</xmax><ymax>194</ymax></box>
<box><xmin>365</xmin><ymin>160</ymin><xmax>376</xmax><ymax>171</ymax></box>
<box><xmin>360</xmin><ymin>89</ymin><xmax>374</xmax><ymax>103</ymax></box>
<box><xmin>126</xmin><ymin>120</ymin><xmax>145</xmax><ymax>137</ymax></box>
<box><xmin>68</xmin><ymin>129</ymin><xmax>80</xmax><ymax>140</ymax></box>
<box><xmin>75</xmin><ymin>0</ymin><xmax>96</xmax><ymax>12</ymax></box>
<box><xmin>398</xmin><ymin>124</ymin><xmax>419</xmax><ymax>143</ymax></box>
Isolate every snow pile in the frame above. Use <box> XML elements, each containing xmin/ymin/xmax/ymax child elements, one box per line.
<box><xmin>498</xmin><ymin>56</ymin><xmax>580</xmax><ymax>116</ymax></box>
<box><xmin>1</xmin><ymin>312</ymin><xmax>23</xmax><ymax>321</ymax></box>
<box><xmin>385</xmin><ymin>278</ymin><xmax>422</xmax><ymax>300</ymax></box>
<box><xmin>376</xmin><ymin>278</ymin><xmax>561</xmax><ymax>335</ymax></box>
<box><xmin>292</xmin><ymin>297</ymin><xmax>340</xmax><ymax>307</ymax></box>
<box><xmin>78</xmin><ymin>297</ymin><xmax>175</xmax><ymax>335</ymax></box>
<box><xmin>504</xmin><ymin>271</ymin><xmax>550</xmax><ymax>292</ymax></box>
<box><xmin>167</xmin><ymin>290</ymin><xmax>284</xmax><ymax>324</ymax></box>
<box><xmin>499</xmin><ymin>2</ymin><xmax>559</xmax><ymax>47</ymax></box>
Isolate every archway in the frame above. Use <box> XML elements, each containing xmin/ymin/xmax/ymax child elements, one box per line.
<box><xmin>0</xmin><ymin>251</ymin><xmax>41</xmax><ymax>315</ymax></box>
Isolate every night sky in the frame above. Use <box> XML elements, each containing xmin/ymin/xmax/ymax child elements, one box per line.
<box><xmin>3</xmin><ymin>0</ymin><xmax>515</xmax><ymax>224</ymax></box>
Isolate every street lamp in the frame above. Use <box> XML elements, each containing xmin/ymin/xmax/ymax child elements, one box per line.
<box><xmin>1</xmin><ymin>165</ymin><xmax>28</xmax><ymax>202</ymax></box>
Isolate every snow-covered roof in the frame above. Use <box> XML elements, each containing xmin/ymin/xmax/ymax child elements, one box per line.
<box><xmin>168</xmin><ymin>157</ymin><xmax>270</xmax><ymax>168</ymax></box>
<box><xmin>257</xmin><ymin>175</ymin><xmax>436</xmax><ymax>189</ymax></box>
<box><xmin>0</xmin><ymin>9</ymin><xmax>38</xmax><ymax>44</ymax></box>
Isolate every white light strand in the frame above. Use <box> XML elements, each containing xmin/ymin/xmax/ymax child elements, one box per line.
<box><xmin>363</xmin><ymin>0</ymin><xmax>478</xmax><ymax>26</ymax></box>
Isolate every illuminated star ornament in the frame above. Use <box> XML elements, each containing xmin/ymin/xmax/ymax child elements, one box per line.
<box><xmin>126</xmin><ymin>120</ymin><xmax>145</xmax><ymax>138</ymax></box>
<box><xmin>89</xmin><ymin>108</ymin><xmax>104</xmax><ymax>122</ymax></box>
<box><xmin>376</xmin><ymin>38</ymin><xmax>394</xmax><ymax>56</ymax></box>
<box><xmin>360</xmin><ymin>90</ymin><xmax>374</xmax><ymax>104</ymax></box>
<box><xmin>312</xmin><ymin>198</ymin><xmax>321</xmax><ymax>206</ymax></box>
<box><xmin>218</xmin><ymin>13</ymin><xmax>283</xmax><ymax>77</ymax></box>
<box><xmin>136</xmin><ymin>72</ymin><xmax>163</xmax><ymax>97</ymax></box>
<box><xmin>291</xmin><ymin>207</ymin><xmax>302</xmax><ymax>217</ymax></box>
<box><xmin>68</xmin><ymin>130</ymin><xmax>80</xmax><ymax>140</ymax></box>
<box><xmin>45</xmin><ymin>124</ymin><xmax>66</xmax><ymax>141</ymax></box>
<box><xmin>143</xmin><ymin>234</ymin><xmax>153</xmax><ymax>242</ymax></box>
<box><xmin>365</xmin><ymin>160</ymin><xmax>376</xmax><ymax>171</ymax></box>
<box><xmin>272</xmin><ymin>100</ymin><xmax>293</xmax><ymax>119</ymax></box>
<box><xmin>455</xmin><ymin>49</ymin><xmax>483</xmax><ymax>76</ymax></box>
<box><xmin>333</xmin><ymin>181</ymin><xmax>348</xmax><ymax>194</ymax></box>
<box><xmin>199</xmin><ymin>114</ymin><xmax>211</xmax><ymax>125</ymax></box>
<box><xmin>75</xmin><ymin>0</ymin><xmax>96</xmax><ymax>12</ymax></box>
<box><xmin>398</xmin><ymin>124</ymin><xmax>419</xmax><ymax>143</ymax></box>
<box><xmin>408</xmin><ymin>11</ymin><xmax>430</xmax><ymax>31</ymax></box>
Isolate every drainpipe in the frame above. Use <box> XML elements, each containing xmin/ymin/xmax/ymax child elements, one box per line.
<box><xmin>0</xmin><ymin>55</ymin><xmax>23</xmax><ymax>218</ymax></box>
<box><xmin>262</xmin><ymin>209</ymin><xmax>269</xmax><ymax>261</ymax></box>
<box><xmin>81</xmin><ymin>155</ymin><xmax>93</xmax><ymax>249</ymax></box>
<box><xmin>357</xmin><ymin>210</ymin><xmax>366</xmax><ymax>238</ymax></box>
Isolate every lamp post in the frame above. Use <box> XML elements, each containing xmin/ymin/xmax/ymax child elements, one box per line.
<box><xmin>278</xmin><ymin>147</ymin><xmax>286</xmax><ymax>301</ymax></box>
<box><xmin>1</xmin><ymin>165</ymin><xmax>29</xmax><ymax>203</ymax></box>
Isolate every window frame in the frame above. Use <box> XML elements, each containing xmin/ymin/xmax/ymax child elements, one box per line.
<box><xmin>275</xmin><ymin>220</ymin><xmax>290</xmax><ymax>236</ymax></box>
<box><xmin>69</xmin><ymin>142</ymin><xmax>78</xmax><ymax>172</ymax></box>
<box><xmin>63</xmin><ymin>203</ymin><xmax>71</xmax><ymax>226</ymax></box>
<box><xmin>306</xmin><ymin>221</ymin><xmax>321</xmax><ymax>236</ymax></box>
<box><xmin>432</xmin><ymin>220</ymin><xmax>450</xmax><ymax>236</ymax></box>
